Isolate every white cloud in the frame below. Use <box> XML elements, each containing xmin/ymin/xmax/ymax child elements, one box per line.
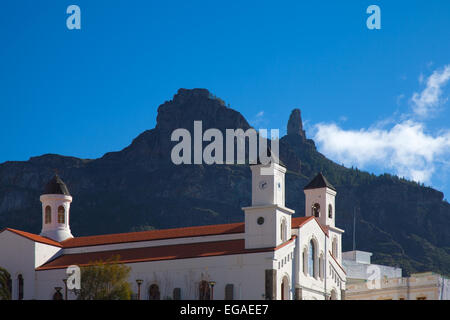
<box><xmin>313</xmin><ymin>120</ymin><xmax>450</xmax><ymax>183</ymax></box>
<box><xmin>418</xmin><ymin>73</ymin><xmax>424</xmax><ymax>84</ymax></box>
<box><xmin>396</xmin><ymin>94</ymin><xmax>405</xmax><ymax>106</ymax></box>
<box><xmin>252</xmin><ymin>110</ymin><xmax>268</xmax><ymax>127</ymax></box>
<box><xmin>311</xmin><ymin>65</ymin><xmax>450</xmax><ymax>189</ymax></box>
<box><xmin>411</xmin><ymin>65</ymin><xmax>450</xmax><ymax>117</ymax></box>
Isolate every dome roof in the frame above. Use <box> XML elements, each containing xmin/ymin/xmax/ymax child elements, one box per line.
<box><xmin>43</xmin><ymin>174</ymin><xmax>71</xmax><ymax>196</ymax></box>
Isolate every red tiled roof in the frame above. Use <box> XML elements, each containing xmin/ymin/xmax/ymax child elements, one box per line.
<box><xmin>2</xmin><ymin>215</ymin><xmax>329</xmax><ymax>249</ymax></box>
<box><xmin>61</xmin><ymin>222</ymin><xmax>245</xmax><ymax>248</ymax></box>
<box><xmin>291</xmin><ymin>216</ymin><xmax>329</xmax><ymax>237</ymax></box>
<box><xmin>0</xmin><ymin>228</ymin><xmax>62</xmax><ymax>247</ymax></box>
<box><xmin>292</xmin><ymin>216</ymin><xmax>314</xmax><ymax>228</ymax></box>
<box><xmin>37</xmin><ymin>237</ymin><xmax>296</xmax><ymax>270</ymax></box>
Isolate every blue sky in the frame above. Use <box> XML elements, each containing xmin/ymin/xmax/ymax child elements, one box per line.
<box><xmin>0</xmin><ymin>1</ymin><xmax>449</xmax><ymax>198</ymax></box>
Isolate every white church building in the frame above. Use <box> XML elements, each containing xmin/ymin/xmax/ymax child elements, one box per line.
<box><xmin>0</xmin><ymin>162</ymin><xmax>346</xmax><ymax>300</ymax></box>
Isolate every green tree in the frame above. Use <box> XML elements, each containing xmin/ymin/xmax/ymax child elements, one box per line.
<box><xmin>77</xmin><ymin>256</ymin><xmax>132</xmax><ymax>300</ymax></box>
<box><xmin>0</xmin><ymin>267</ymin><xmax>11</xmax><ymax>300</ymax></box>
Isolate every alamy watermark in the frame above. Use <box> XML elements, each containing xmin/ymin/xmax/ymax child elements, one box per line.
<box><xmin>170</xmin><ymin>121</ymin><xmax>279</xmax><ymax>175</ymax></box>
<box><xmin>66</xmin><ymin>265</ymin><xmax>81</xmax><ymax>290</ymax></box>
<box><xmin>366</xmin><ymin>265</ymin><xmax>382</xmax><ymax>289</ymax></box>
<box><xmin>66</xmin><ymin>5</ymin><xmax>81</xmax><ymax>30</ymax></box>
<box><xmin>64</xmin><ymin>5</ymin><xmax>380</xmax><ymax>31</ymax></box>
<box><xmin>366</xmin><ymin>5</ymin><xmax>381</xmax><ymax>30</ymax></box>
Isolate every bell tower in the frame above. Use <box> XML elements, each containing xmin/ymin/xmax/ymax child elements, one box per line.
<box><xmin>243</xmin><ymin>162</ymin><xmax>294</xmax><ymax>249</ymax></box>
<box><xmin>40</xmin><ymin>174</ymin><xmax>74</xmax><ymax>242</ymax></box>
<box><xmin>303</xmin><ymin>173</ymin><xmax>336</xmax><ymax>227</ymax></box>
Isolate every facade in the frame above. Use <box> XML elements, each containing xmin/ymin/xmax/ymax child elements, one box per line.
<box><xmin>343</xmin><ymin>250</ymin><xmax>450</xmax><ymax>300</ymax></box>
<box><xmin>0</xmin><ymin>164</ymin><xmax>346</xmax><ymax>300</ymax></box>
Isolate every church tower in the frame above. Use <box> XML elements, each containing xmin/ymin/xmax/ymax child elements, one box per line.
<box><xmin>242</xmin><ymin>162</ymin><xmax>294</xmax><ymax>249</ymax></box>
<box><xmin>303</xmin><ymin>173</ymin><xmax>336</xmax><ymax>227</ymax></box>
<box><xmin>40</xmin><ymin>174</ymin><xmax>74</xmax><ymax>242</ymax></box>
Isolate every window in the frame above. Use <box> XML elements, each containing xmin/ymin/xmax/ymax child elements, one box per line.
<box><xmin>330</xmin><ymin>289</ymin><xmax>337</xmax><ymax>300</ymax></box>
<box><xmin>332</xmin><ymin>237</ymin><xmax>338</xmax><ymax>258</ymax></box>
<box><xmin>281</xmin><ymin>276</ymin><xmax>289</xmax><ymax>300</ymax></box>
<box><xmin>308</xmin><ymin>240</ymin><xmax>315</xmax><ymax>277</ymax></box>
<box><xmin>45</xmin><ymin>206</ymin><xmax>51</xmax><ymax>224</ymax></box>
<box><xmin>57</xmin><ymin>206</ymin><xmax>65</xmax><ymax>224</ymax></box>
<box><xmin>18</xmin><ymin>274</ymin><xmax>24</xmax><ymax>300</ymax></box>
<box><xmin>312</xmin><ymin>203</ymin><xmax>320</xmax><ymax>218</ymax></box>
<box><xmin>328</xmin><ymin>204</ymin><xmax>333</xmax><ymax>218</ymax></box>
<box><xmin>173</xmin><ymin>288</ymin><xmax>181</xmax><ymax>300</ymax></box>
<box><xmin>199</xmin><ymin>281</ymin><xmax>211</xmax><ymax>300</ymax></box>
<box><xmin>319</xmin><ymin>254</ymin><xmax>324</xmax><ymax>280</ymax></box>
<box><xmin>280</xmin><ymin>218</ymin><xmax>287</xmax><ymax>242</ymax></box>
<box><xmin>53</xmin><ymin>288</ymin><xmax>63</xmax><ymax>300</ymax></box>
<box><xmin>302</xmin><ymin>248</ymin><xmax>308</xmax><ymax>275</ymax></box>
<box><xmin>225</xmin><ymin>284</ymin><xmax>234</xmax><ymax>300</ymax></box>
<box><xmin>148</xmin><ymin>284</ymin><xmax>160</xmax><ymax>300</ymax></box>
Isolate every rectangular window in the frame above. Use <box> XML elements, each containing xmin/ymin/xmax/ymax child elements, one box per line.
<box><xmin>225</xmin><ymin>284</ymin><xmax>234</xmax><ymax>300</ymax></box>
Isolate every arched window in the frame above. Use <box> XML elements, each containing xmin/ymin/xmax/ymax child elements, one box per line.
<box><xmin>57</xmin><ymin>206</ymin><xmax>65</xmax><ymax>224</ymax></box>
<box><xmin>280</xmin><ymin>218</ymin><xmax>287</xmax><ymax>242</ymax></box>
<box><xmin>328</xmin><ymin>204</ymin><xmax>333</xmax><ymax>219</ymax></box>
<box><xmin>312</xmin><ymin>203</ymin><xmax>320</xmax><ymax>218</ymax></box>
<box><xmin>330</xmin><ymin>289</ymin><xmax>337</xmax><ymax>300</ymax></box>
<box><xmin>281</xmin><ymin>276</ymin><xmax>289</xmax><ymax>300</ymax></box>
<box><xmin>302</xmin><ymin>248</ymin><xmax>308</xmax><ymax>275</ymax></box>
<box><xmin>17</xmin><ymin>274</ymin><xmax>24</xmax><ymax>300</ymax></box>
<box><xmin>199</xmin><ymin>281</ymin><xmax>211</xmax><ymax>300</ymax></box>
<box><xmin>332</xmin><ymin>237</ymin><xmax>338</xmax><ymax>258</ymax></box>
<box><xmin>148</xmin><ymin>284</ymin><xmax>160</xmax><ymax>300</ymax></box>
<box><xmin>319</xmin><ymin>254</ymin><xmax>324</xmax><ymax>280</ymax></box>
<box><xmin>45</xmin><ymin>206</ymin><xmax>52</xmax><ymax>224</ymax></box>
<box><xmin>53</xmin><ymin>288</ymin><xmax>63</xmax><ymax>300</ymax></box>
<box><xmin>308</xmin><ymin>240</ymin><xmax>315</xmax><ymax>277</ymax></box>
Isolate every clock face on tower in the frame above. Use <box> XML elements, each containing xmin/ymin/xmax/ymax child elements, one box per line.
<box><xmin>258</xmin><ymin>180</ymin><xmax>268</xmax><ymax>190</ymax></box>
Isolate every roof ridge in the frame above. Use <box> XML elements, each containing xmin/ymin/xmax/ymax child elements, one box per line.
<box><xmin>1</xmin><ymin>228</ymin><xmax>62</xmax><ymax>247</ymax></box>
<box><xmin>61</xmin><ymin>221</ymin><xmax>245</xmax><ymax>242</ymax></box>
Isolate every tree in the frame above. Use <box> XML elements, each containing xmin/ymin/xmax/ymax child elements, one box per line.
<box><xmin>0</xmin><ymin>267</ymin><xmax>11</xmax><ymax>300</ymax></box>
<box><xmin>77</xmin><ymin>255</ymin><xmax>132</xmax><ymax>300</ymax></box>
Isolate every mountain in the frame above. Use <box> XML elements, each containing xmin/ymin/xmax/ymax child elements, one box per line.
<box><xmin>1</xmin><ymin>88</ymin><xmax>449</xmax><ymax>276</ymax></box>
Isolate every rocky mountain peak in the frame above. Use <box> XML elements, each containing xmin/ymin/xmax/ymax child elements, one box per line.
<box><xmin>156</xmin><ymin>88</ymin><xmax>250</xmax><ymax>133</ymax></box>
<box><xmin>287</xmin><ymin>108</ymin><xmax>306</xmax><ymax>138</ymax></box>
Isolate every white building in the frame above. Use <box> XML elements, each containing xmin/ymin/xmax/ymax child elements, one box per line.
<box><xmin>343</xmin><ymin>250</ymin><xmax>402</xmax><ymax>281</ymax></box>
<box><xmin>343</xmin><ymin>250</ymin><xmax>450</xmax><ymax>300</ymax></box>
<box><xmin>0</xmin><ymin>163</ymin><xmax>346</xmax><ymax>300</ymax></box>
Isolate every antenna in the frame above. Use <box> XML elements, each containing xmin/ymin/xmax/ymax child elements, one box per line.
<box><xmin>352</xmin><ymin>207</ymin><xmax>356</xmax><ymax>251</ymax></box>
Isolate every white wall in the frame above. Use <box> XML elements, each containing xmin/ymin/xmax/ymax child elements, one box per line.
<box><xmin>36</xmin><ymin>251</ymin><xmax>277</xmax><ymax>300</ymax></box>
<box><xmin>0</xmin><ymin>231</ymin><xmax>38</xmax><ymax>300</ymax></box>
<box><xmin>243</xmin><ymin>205</ymin><xmax>293</xmax><ymax>249</ymax></box>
